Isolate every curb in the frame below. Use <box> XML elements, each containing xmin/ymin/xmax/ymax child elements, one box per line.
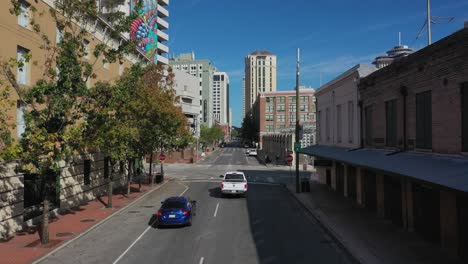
<box><xmin>283</xmin><ymin>185</ymin><xmax>362</xmax><ymax>264</ymax></box>
<box><xmin>32</xmin><ymin>179</ymin><xmax>173</xmax><ymax>264</ymax></box>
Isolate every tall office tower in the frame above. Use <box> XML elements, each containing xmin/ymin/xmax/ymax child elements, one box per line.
<box><xmin>244</xmin><ymin>50</ymin><xmax>277</xmax><ymax>116</ymax></box>
<box><xmin>212</xmin><ymin>72</ymin><xmax>230</xmax><ymax>125</ymax></box>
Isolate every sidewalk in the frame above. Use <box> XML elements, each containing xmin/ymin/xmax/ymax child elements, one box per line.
<box><xmin>0</xmin><ymin>181</ymin><xmax>169</xmax><ymax>264</ymax></box>
<box><xmin>286</xmin><ymin>181</ymin><xmax>462</xmax><ymax>264</ymax></box>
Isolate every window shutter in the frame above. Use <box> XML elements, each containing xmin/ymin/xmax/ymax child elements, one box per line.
<box><xmin>462</xmin><ymin>84</ymin><xmax>468</xmax><ymax>151</ymax></box>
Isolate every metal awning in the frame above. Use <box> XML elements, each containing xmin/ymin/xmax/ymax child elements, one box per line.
<box><xmin>300</xmin><ymin>145</ymin><xmax>468</xmax><ymax>192</ymax></box>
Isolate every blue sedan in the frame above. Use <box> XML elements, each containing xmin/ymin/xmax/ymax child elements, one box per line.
<box><xmin>156</xmin><ymin>197</ymin><xmax>196</xmax><ymax>227</ymax></box>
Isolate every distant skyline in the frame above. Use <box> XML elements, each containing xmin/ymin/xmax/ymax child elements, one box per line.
<box><xmin>167</xmin><ymin>0</ymin><xmax>468</xmax><ymax>127</ymax></box>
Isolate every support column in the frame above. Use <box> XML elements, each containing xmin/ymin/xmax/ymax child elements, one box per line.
<box><xmin>331</xmin><ymin>161</ymin><xmax>337</xmax><ymax>190</ymax></box>
<box><xmin>402</xmin><ymin>179</ymin><xmax>414</xmax><ymax>231</ymax></box>
<box><xmin>343</xmin><ymin>164</ymin><xmax>349</xmax><ymax>197</ymax></box>
<box><xmin>376</xmin><ymin>173</ymin><xmax>385</xmax><ymax>218</ymax></box>
<box><xmin>440</xmin><ymin>190</ymin><xmax>458</xmax><ymax>257</ymax></box>
<box><xmin>356</xmin><ymin>167</ymin><xmax>364</xmax><ymax>206</ymax></box>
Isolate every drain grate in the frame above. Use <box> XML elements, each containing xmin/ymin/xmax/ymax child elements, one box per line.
<box><xmin>80</xmin><ymin>218</ymin><xmax>96</xmax><ymax>223</ymax></box>
<box><xmin>128</xmin><ymin>211</ymin><xmax>140</xmax><ymax>213</ymax></box>
<box><xmin>56</xmin><ymin>232</ymin><xmax>74</xmax><ymax>237</ymax></box>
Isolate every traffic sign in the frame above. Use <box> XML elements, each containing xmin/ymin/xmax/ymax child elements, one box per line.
<box><xmin>286</xmin><ymin>154</ymin><xmax>293</xmax><ymax>166</ymax></box>
<box><xmin>294</xmin><ymin>142</ymin><xmax>301</xmax><ymax>151</ymax></box>
<box><xmin>159</xmin><ymin>153</ymin><xmax>166</xmax><ymax>162</ymax></box>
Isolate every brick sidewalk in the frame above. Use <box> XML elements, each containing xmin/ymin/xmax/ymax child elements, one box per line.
<box><xmin>0</xmin><ymin>181</ymin><xmax>167</xmax><ymax>264</ymax></box>
<box><xmin>287</xmin><ymin>181</ymin><xmax>462</xmax><ymax>264</ymax></box>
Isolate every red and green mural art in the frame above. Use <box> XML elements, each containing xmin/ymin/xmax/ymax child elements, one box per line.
<box><xmin>130</xmin><ymin>0</ymin><xmax>159</xmax><ymax>63</ymax></box>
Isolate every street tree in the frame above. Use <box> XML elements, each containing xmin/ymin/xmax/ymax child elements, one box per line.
<box><xmin>0</xmin><ymin>0</ymin><xmax>137</xmax><ymax>244</ymax></box>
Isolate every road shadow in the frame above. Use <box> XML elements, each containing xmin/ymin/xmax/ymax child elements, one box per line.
<box><xmin>208</xmin><ymin>187</ymin><xmax>245</xmax><ymax>199</ymax></box>
<box><xmin>241</xmin><ymin>169</ymin><xmax>350</xmax><ymax>264</ymax></box>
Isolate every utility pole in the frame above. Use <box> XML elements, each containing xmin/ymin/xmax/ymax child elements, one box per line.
<box><xmin>295</xmin><ymin>48</ymin><xmax>301</xmax><ymax>193</ymax></box>
<box><xmin>427</xmin><ymin>0</ymin><xmax>432</xmax><ymax>45</ymax></box>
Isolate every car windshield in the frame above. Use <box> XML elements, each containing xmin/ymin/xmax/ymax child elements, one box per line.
<box><xmin>225</xmin><ymin>174</ymin><xmax>245</xmax><ymax>182</ymax></box>
<box><xmin>162</xmin><ymin>201</ymin><xmax>186</xmax><ymax>209</ymax></box>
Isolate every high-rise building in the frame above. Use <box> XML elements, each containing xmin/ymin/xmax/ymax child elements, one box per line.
<box><xmin>244</xmin><ymin>50</ymin><xmax>277</xmax><ymax>116</ymax></box>
<box><xmin>98</xmin><ymin>0</ymin><xmax>170</xmax><ymax>65</ymax></box>
<box><xmin>213</xmin><ymin>72</ymin><xmax>230</xmax><ymax>125</ymax></box>
<box><xmin>172</xmin><ymin>69</ymin><xmax>201</xmax><ymax>138</ymax></box>
<box><xmin>170</xmin><ymin>53</ymin><xmax>216</xmax><ymax>127</ymax></box>
<box><xmin>242</xmin><ymin>77</ymin><xmax>246</xmax><ymax>118</ymax></box>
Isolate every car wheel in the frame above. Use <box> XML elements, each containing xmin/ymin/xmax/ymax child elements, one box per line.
<box><xmin>187</xmin><ymin>221</ymin><xmax>192</xmax><ymax>227</ymax></box>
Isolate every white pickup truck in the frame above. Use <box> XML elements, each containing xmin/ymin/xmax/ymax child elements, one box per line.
<box><xmin>220</xmin><ymin>171</ymin><xmax>248</xmax><ymax>197</ymax></box>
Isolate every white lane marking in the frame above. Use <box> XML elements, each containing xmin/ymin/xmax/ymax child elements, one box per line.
<box><xmin>213</xmin><ymin>202</ymin><xmax>220</xmax><ymax>217</ymax></box>
<box><xmin>178</xmin><ymin>183</ymin><xmax>189</xmax><ymax>197</ymax></box>
<box><xmin>199</xmin><ymin>257</ymin><xmax>205</xmax><ymax>264</ymax></box>
<box><xmin>112</xmin><ymin>226</ymin><xmax>152</xmax><ymax>264</ymax></box>
<box><xmin>113</xmin><ymin>185</ymin><xmax>190</xmax><ymax>264</ymax></box>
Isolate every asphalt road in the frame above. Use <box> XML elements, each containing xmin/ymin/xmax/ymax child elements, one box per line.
<box><xmin>39</xmin><ymin>146</ymin><xmax>352</xmax><ymax>264</ymax></box>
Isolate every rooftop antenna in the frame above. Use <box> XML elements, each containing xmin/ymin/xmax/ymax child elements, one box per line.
<box><xmin>416</xmin><ymin>0</ymin><xmax>454</xmax><ymax>46</ymax></box>
<box><xmin>319</xmin><ymin>72</ymin><xmax>323</xmax><ymax>87</ymax></box>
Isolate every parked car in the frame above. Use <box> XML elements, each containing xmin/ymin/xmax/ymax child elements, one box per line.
<box><xmin>156</xmin><ymin>197</ymin><xmax>196</xmax><ymax>227</ymax></box>
<box><xmin>248</xmin><ymin>149</ymin><xmax>257</xmax><ymax>156</ymax></box>
<box><xmin>219</xmin><ymin>171</ymin><xmax>248</xmax><ymax>197</ymax></box>
<box><xmin>245</xmin><ymin>149</ymin><xmax>251</xmax><ymax>155</ymax></box>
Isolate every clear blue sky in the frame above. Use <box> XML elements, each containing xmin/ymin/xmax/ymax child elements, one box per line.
<box><xmin>167</xmin><ymin>0</ymin><xmax>468</xmax><ymax>127</ymax></box>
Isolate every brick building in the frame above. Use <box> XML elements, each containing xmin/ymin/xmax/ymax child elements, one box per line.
<box><xmin>252</xmin><ymin>89</ymin><xmax>315</xmax><ymax>162</ymax></box>
<box><xmin>301</xmin><ymin>24</ymin><xmax>468</xmax><ymax>259</ymax></box>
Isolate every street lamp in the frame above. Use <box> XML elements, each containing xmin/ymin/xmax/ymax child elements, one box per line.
<box><xmin>295</xmin><ymin>48</ymin><xmax>301</xmax><ymax>193</ymax></box>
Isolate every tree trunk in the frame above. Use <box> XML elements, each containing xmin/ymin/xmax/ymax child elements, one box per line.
<box><xmin>149</xmin><ymin>153</ymin><xmax>153</xmax><ymax>186</ymax></box>
<box><xmin>40</xmin><ymin>198</ymin><xmax>50</xmax><ymax>244</ymax></box>
<box><xmin>126</xmin><ymin>160</ymin><xmax>133</xmax><ymax>197</ymax></box>
<box><xmin>107</xmin><ymin>161</ymin><xmax>114</xmax><ymax>208</ymax></box>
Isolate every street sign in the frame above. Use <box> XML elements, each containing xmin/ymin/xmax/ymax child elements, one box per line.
<box><xmin>286</xmin><ymin>154</ymin><xmax>293</xmax><ymax>166</ymax></box>
<box><xmin>294</xmin><ymin>142</ymin><xmax>301</xmax><ymax>151</ymax></box>
<box><xmin>159</xmin><ymin>154</ymin><xmax>166</xmax><ymax>162</ymax></box>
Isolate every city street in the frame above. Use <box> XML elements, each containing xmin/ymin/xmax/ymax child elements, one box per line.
<box><xmin>39</xmin><ymin>147</ymin><xmax>352</xmax><ymax>264</ymax></box>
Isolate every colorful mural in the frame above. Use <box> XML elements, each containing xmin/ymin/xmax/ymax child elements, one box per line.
<box><xmin>130</xmin><ymin>0</ymin><xmax>158</xmax><ymax>63</ymax></box>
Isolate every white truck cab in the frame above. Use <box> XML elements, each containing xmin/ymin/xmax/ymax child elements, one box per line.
<box><xmin>219</xmin><ymin>171</ymin><xmax>248</xmax><ymax>197</ymax></box>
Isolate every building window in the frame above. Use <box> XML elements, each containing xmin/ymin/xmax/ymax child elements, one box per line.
<box><xmin>318</xmin><ymin>110</ymin><xmax>322</xmax><ymax>143</ymax></box>
<box><xmin>277</xmin><ymin>114</ymin><xmax>285</xmax><ymax>123</ymax></box>
<box><xmin>300</xmin><ymin>104</ymin><xmax>309</xmax><ymax>112</ymax></box>
<box><xmin>56</xmin><ymin>26</ymin><xmax>62</xmax><ymax>44</ymax></box>
<box><xmin>277</xmin><ymin>125</ymin><xmax>286</xmax><ymax>130</ymax></box>
<box><xmin>278</xmin><ymin>96</ymin><xmax>285</xmax><ymax>103</ymax></box>
<box><xmin>326</xmin><ymin>108</ymin><xmax>330</xmax><ymax>142</ymax></box>
<box><xmin>301</xmin><ymin>114</ymin><xmax>308</xmax><ymax>121</ymax></box>
<box><xmin>348</xmin><ymin>101</ymin><xmax>354</xmax><ymax>143</ymax></box>
<box><xmin>84</xmin><ymin>159</ymin><xmax>91</xmax><ymax>185</ymax></box>
<box><xmin>18</xmin><ymin>0</ymin><xmax>30</xmax><ymax>28</ymax></box>
<box><xmin>300</xmin><ymin>96</ymin><xmax>309</xmax><ymax>103</ymax></box>
<box><xmin>365</xmin><ymin>105</ymin><xmax>373</xmax><ymax>146</ymax></box>
<box><xmin>289</xmin><ymin>113</ymin><xmax>296</xmax><ymax>123</ymax></box>
<box><xmin>277</xmin><ymin>105</ymin><xmax>285</xmax><ymax>112</ymax></box>
<box><xmin>83</xmin><ymin>39</ymin><xmax>90</xmax><ymax>59</ymax></box>
<box><xmin>266</xmin><ymin>125</ymin><xmax>274</xmax><ymax>132</ymax></box>
<box><xmin>266</xmin><ymin>97</ymin><xmax>274</xmax><ymax>103</ymax></box>
<box><xmin>17</xmin><ymin>46</ymin><xmax>30</xmax><ymax>85</ymax></box>
<box><xmin>266</xmin><ymin>105</ymin><xmax>274</xmax><ymax>113</ymax></box>
<box><xmin>16</xmin><ymin>100</ymin><xmax>26</xmax><ymax>139</ymax></box>
<box><xmin>289</xmin><ymin>104</ymin><xmax>296</xmax><ymax>112</ymax></box>
<box><xmin>289</xmin><ymin>96</ymin><xmax>296</xmax><ymax>104</ymax></box>
<box><xmin>462</xmin><ymin>83</ymin><xmax>468</xmax><ymax>152</ymax></box>
<box><xmin>336</xmin><ymin>104</ymin><xmax>342</xmax><ymax>143</ymax></box>
<box><xmin>416</xmin><ymin>91</ymin><xmax>432</xmax><ymax>149</ymax></box>
<box><xmin>385</xmin><ymin>99</ymin><xmax>397</xmax><ymax>147</ymax></box>
<box><xmin>266</xmin><ymin>114</ymin><xmax>273</xmax><ymax>121</ymax></box>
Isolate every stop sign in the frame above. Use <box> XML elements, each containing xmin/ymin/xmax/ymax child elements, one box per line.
<box><xmin>286</xmin><ymin>154</ymin><xmax>293</xmax><ymax>166</ymax></box>
<box><xmin>159</xmin><ymin>154</ymin><xmax>166</xmax><ymax>162</ymax></box>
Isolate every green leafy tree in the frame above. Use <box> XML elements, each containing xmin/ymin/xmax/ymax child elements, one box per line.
<box><xmin>241</xmin><ymin>113</ymin><xmax>258</xmax><ymax>144</ymax></box>
<box><xmin>200</xmin><ymin>124</ymin><xmax>224</xmax><ymax>149</ymax></box>
<box><xmin>0</xmin><ymin>0</ymin><xmax>138</xmax><ymax>244</ymax></box>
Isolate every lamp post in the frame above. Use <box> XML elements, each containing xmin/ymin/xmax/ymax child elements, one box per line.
<box><xmin>295</xmin><ymin>48</ymin><xmax>301</xmax><ymax>193</ymax></box>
